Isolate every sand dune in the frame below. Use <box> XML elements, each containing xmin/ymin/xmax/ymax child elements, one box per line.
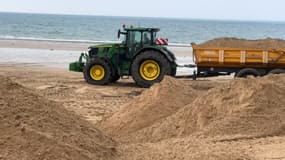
<box><xmin>0</xmin><ymin>75</ymin><xmax>116</xmax><ymax>160</ymax></box>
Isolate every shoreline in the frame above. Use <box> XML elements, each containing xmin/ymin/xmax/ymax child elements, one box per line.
<box><xmin>0</xmin><ymin>38</ymin><xmax>192</xmax><ymax>50</ymax></box>
<box><xmin>0</xmin><ymin>38</ymin><xmax>193</xmax><ymax>55</ymax></box>
<box><xmin>0</xmin><ymin>39</ymin><xmax>91</xmax><ymax>51</ymax></box>
<box><xmin>0</xmin><ymin>39</ymin><xmax>194</xmax><ymax>75</ymax></box>
<box><xmin>0</xmin><ymin>48</ymin><xmax>194</xmax><ymax>75</ymax></box>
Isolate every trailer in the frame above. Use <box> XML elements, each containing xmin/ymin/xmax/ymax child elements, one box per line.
<box><xmin>191</xmin><ymin>43</ymin><xmax>285</xmax><ymax>78</ymax></box>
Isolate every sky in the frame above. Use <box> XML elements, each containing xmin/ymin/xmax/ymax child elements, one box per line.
<box><xmin>0</xmin><ymin>0</ymin><xmax>284</xmax><ymax>21</ymax></box>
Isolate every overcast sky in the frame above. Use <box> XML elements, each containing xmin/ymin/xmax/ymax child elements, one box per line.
<box><xmin>0</xmin><ymin>0</ymin><xmax>284</xmax><ymax>21</ymax></box>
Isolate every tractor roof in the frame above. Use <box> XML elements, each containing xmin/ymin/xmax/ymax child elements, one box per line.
<box><xmin>123</xmin><ymin>27</ymin><xmax>160</xmax><ymax>32</ymax></box>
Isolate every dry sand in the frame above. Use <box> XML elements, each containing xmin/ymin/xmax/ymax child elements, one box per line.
<box><xmin>1</xmin><ymin>65</ymin><xmax>284</xmax><ymax>160</ymax></box>
<box><xmin>0</xmin><ymin>38</ymin><xmax>285</xmax><ymax>159</ymax></box>
<box><xmin>0</xmin><ymin>75</ymin><xmax>116</xmax><ymax>160</ymax></box>
<box><xmin>100</xmin><ymin>77</ymin><xmax>217</xmax><ymax>140</ymax></box>
<box><xmin>103</xmin><ymin>75</ymin><xmax>285</xmax><ymax>160</ymax></box>
<box><xmin>0</xmin><ymin>65</ymin><xmax>143</xmax><ymax>124</ymax></box>
<box><xmin>195</xmin><ymin>37</ymin><xmax>285</xmax><ymax>49</ymax></box>
<box><xmin>102</xmin><ymin>76</ymin><xmax>285</xmax><ymax>142</ymax></box>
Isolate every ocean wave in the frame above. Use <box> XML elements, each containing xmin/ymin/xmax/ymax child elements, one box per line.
<box><xmin>0</xmin><ymin>35</ymin><xmax>191</xmax><ymax>47</ymax></box>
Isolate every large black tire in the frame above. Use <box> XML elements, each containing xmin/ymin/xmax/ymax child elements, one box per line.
<box><xmin>131</xmin><ymin>51</ymin><xmax>171</xmax><ymax>88</ymax></box>
<box><xmin>171</xmin><ymin>67</ymin><xmax>177</xmax><ymax>76</ymax></box>
<box><xmin>106</xmin><ymin>60</ymin><xmax>120</xmax><ymax>83</ymax></box>
<box><xmin>235</xmin><ymin>68</ymin><xmax>261</xmax><ymax>78</ymax></box>
<box><xmin>110</xmin><ymin>72</ymin><xmax>120</xmax><ymax>83</ymax></box>
<box><xmin>269</xmin><ymin>69</ymin><xmax>285</xmax><ymax>74</ymax></box>
<box><xmin>83</xmin><ymin>58</ymin><xmax>112</xmax><ymax>85</ymax></box>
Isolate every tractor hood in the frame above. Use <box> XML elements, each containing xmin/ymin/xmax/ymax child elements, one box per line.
<box><xmin>89</xmin><ymin>43</ymin><xmax>123</xmax><ymax>49</ymax></box>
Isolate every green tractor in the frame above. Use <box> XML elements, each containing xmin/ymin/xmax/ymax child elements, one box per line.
<box><xmin>69</xmin><ymin>26</ymin><xmax>177</xmax><ymax>87</ymax></box>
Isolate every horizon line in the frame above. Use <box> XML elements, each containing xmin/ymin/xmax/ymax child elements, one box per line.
<box><xmin>1</xmin><ymin>11</ymin><xmax>285</xmax><ymax>23</ymax></box>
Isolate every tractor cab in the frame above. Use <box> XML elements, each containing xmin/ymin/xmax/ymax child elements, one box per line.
<box><xmin>118</xmin><ymin>26</ymin><xmax>161</xmax><ymax>57</ymax></box>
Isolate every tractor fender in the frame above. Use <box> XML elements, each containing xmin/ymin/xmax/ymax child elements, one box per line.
<box><xmin>134</xmin><ymin>47</ymin><xmax>176</xmax><ymax>63</ymax></box>
<box><xmin>89</xmin><ymin>56</ymin><xmax>115</xmax><ymax>71</ymax></box>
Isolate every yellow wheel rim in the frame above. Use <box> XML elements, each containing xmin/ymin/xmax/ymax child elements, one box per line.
<box><xmin>90</xmin><ymin>65</ymin><xmax>105</xmax><ymax>81</ymax></box>
<box><xmin>139</xmin><ymin>60</ymin><xmax>160</xmax><ymax>81</ymax></box>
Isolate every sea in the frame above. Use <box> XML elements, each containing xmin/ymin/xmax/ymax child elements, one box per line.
<box><xmin>1</xmin><ymin>12</ymin><xmax>285</xmax><ymax>46</ymax></box>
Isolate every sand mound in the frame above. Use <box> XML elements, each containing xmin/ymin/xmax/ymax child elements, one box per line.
<box><xmin>196</xmin><ymin>37</ymin><xmax>285</xmax><ymax>49</ymax></box>
<box><xmin>100</xmin><ymin>77</ymin><xmax>208</xmax><ymax>138</ymax></box>
<box><xmin>102</xmin><ymin>75</ymin><xmax>285</xmax><ymax>144</ymax></box>
<box><xmin>0</xmin><ymin>76</ymin><xmax>116</xmax><ymax>160</ymax></box>
<box><xmin>127</xmin><ymin>75</ymin><xmax>285</xmax><ymax>143</ymax></box>
<box><xmin>192</xmin><ymin>75</ymin><xmax>285</xmax><ymax>138</ymax></box>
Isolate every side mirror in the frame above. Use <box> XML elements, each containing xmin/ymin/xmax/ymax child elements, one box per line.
<box><xmin>117</xmin><ymin>29</ymin><xmax>121</xmax><ymax>39</ymax></box>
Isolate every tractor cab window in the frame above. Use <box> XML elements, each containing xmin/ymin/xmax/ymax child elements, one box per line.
<box><xmin>126</xmin><ymin>31</ymin><xmax>142</xmax><ymax>56</ymax></box>
<box><xmin>143</xmin><ymin>32</ymin><xmax>151</xmax><ymax>44</ymax></box>
<box><xmin>128</xmin><ymin>31</ymin><xmax>142</xmax><ymax>46</ymax></box>
<box><xmin>153</xmin><ymin>32</ymin><xmax>157</xmax><ymax>41</ymax></box>
<box><xmin>120</xmin><ymin>33</ymin><xmax>127</xmax><ymax>43</ymax></box>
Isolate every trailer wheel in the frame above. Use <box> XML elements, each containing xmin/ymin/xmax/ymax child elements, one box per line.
<box><xmin>235</xmin><ymin>68</ymin><xmax>261</xmax><ymax>78</ymax></box>
<box><xmin>131</xmin><ymin>51</ymin><xmax>171</xmax><ymax>88</ymax></box>
<box><xmin>83</xmin><ymin>58</ymin><xmax>112</xmax><ymax>85</ymax></box>
<box><xmin>269</xmin><ymin>69</ymin><xmax>285</xmax><ymax>75</ymax></box>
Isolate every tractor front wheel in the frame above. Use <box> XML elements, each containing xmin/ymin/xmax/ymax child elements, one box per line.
<box><xmin>83</xmin><ymin>58</ymin><xmax>112</xmax><ymax>85</ymax></box>
<box><xmin>131</xmin><ymin>51</ymin><xmax>171</xmax><ymax>88</ymax></box>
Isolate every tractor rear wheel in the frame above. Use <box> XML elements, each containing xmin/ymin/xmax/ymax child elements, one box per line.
<box><xmin>83</xmin><ymin>58</ymin><xmax>112</xmax><ymax>85</ymax></box>
<box><xmin>110</xmin><ymin>72</ymin><xmax>120</xmax><ymax>83</ymax></box>
<box><xmin>131</xmin><ymin>51</ymin><xmax>171</xmax><ymax>88</ymax></box>
<box><xmin>171</xmin><ymin>67</ymin><xmax>177</xmax><ymax>76</ymax></box>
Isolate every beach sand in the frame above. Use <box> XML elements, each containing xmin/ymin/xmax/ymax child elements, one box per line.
<box><xmin>0</xmin><ymin>39</ymin><xmax>284</xmax><ymax>160</ymax></box>
<box><xmin>0</xmin><ymin>39</ymin><xmax>194</xmax><ymax>123</ymax></box>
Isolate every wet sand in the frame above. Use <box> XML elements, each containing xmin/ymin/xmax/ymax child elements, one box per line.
<box><xmin>0</xmin><ymin>39</ymin><xmax>91</xmax><ymax>51</ymax></box>
<box><xmin>0</xmin><ymin>38</ymin><xmax>193</xmax><ymax>55</ymax></box>
<box><xmin>0</xmin><ymin>39</ymin><xmax>195</xmax><ymax>75</ymax></box>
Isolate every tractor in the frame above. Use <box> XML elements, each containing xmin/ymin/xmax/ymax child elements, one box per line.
<box><xmin>69</xmin><ymin>26</ymin><xmax>177</xmax><ymax>87</ymax></box>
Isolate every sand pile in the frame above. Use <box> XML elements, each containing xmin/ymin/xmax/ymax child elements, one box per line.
<box><xmin>103</xmin><ymin>75</ymin><xmax>285</xmax><ymax>143</ymax></box>
<box><xmin>0</xmin><ymin>76</ymin><xmax>116</xmax><ymax>160</ymax></box>
<box><xmin>100</xmin><ymin>77</ymin><xmax>206</xmax><ymax>138</ymax></box>
<box><xmin>196</xmin><ymin>37</ymin><xmax>285</xmax><ymax>49</ymax></box>
<box><xmin>134</xmin><ymin>75</ymin><xmax>285</xmax><ymax>142</ymax></box>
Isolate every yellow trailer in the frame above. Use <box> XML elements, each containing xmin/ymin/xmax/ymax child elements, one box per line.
<box><xmin>191</xmin><ymin>43</ymin><xmax>285</xmax><ymax>77</ymax></box>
